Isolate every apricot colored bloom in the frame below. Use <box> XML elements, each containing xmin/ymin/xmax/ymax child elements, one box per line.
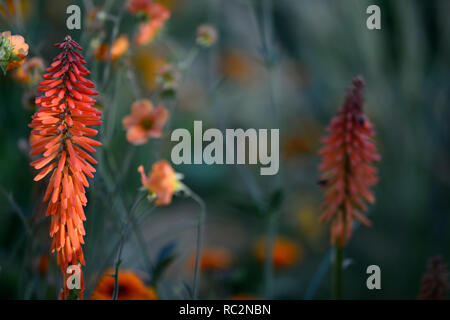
<box><xmin>28</xmin><ymin>36</ymin><xmax>101</xmax><ymax>299</ymax></box>
<box><xmin>138</xmin><ymin>160</ymin><xmax>180</xmax><ymax>205</ymax></box>
<box><xmin>12</xmin><ymin>57</ymin><xmax>44</xmax><ymax>84</ymax></box>
<box><xmin>189</xmin><ymin>248</ymin><xmax>232</xmax><ymax>272</ymax></box>
<box><xmin>318</xmin><ymin>77</ymin><xmax>380</xmax><ymax>247</ymax></box>
<box><xmin>91</xmin><ymin>269</ymin><xmax>158</xmax><ymax>300</ymax></box>
<box><xmin>0</xmin><ymin>31</ymin><xmax>29</xmax><ymax>73</ymax></box>
<box><xmin>255</xmin><ymin>237</ymin><xmax>301</xmax><ymax>269</ymax></box>
<box><xmin>94</xmin><ymin>34</ymin><xmax>129</xmax><ymax>62</ymax></box>
<box><xmin>123</xmin><ymin>99</ymin><xmax>169</xmax><ymax>145</ymax></box>
<box><xmin>133</xmin><ymin>3</ymin><xmax>170</xmax><ymax>45</ymax></box>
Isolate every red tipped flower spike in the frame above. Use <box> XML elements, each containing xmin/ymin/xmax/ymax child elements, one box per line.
<box><xmin>318</xmin><ymin>76</ymin><xmax>380</xmax><ymax>247</ymax></box>
<box><xmin>29</xmin><ymin>36</ymin><xmax>101</xmax><ymax>299</ymax></box>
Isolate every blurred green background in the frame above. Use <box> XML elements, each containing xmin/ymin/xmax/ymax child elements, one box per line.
<box><xmin>0</xmin><ymin>0</ymin><xmax>449</xmax><ymax>299</ymax></box>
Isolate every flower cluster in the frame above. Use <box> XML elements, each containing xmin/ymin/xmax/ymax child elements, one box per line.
<box><xmin>28</xmin><ymin>36</ymin><xmax>101</xmax><ymax>299</ymax></box>
<box><xmin>318</xmin><ymin>77</ymin><xmax>380</xmax><ymax>247</ymax></box>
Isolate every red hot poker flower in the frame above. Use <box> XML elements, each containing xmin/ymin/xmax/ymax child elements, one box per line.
<box><xmin>29</xmin><ymin>36</ymin><xmax>101</xmax><ymax>299</ymax></box>
<box><xmin>318</xmin><ymin>77</ymin><xmax>380</xmax><ymax>247</ymax></box>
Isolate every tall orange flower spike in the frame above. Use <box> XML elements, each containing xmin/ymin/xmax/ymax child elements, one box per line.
<box><xmin>29</xmin><ymin>36</ymin><xmax>101</xmax><ymax>299</ymax></box>
<box><xmin>318</xmin><ymin>76</ymin><xmax>380</xmax><ymax>247</ymax></box>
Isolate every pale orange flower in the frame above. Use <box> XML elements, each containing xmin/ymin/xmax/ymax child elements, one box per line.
<box><xmin>94</xmin><ymin>35</ymin><xmax>129</xmax><ymax>62</ymax></box>
<box><xmin>12</xmin><ymin>57</ymin><xmax>44</xmax><ymax>84</ymax></box>
<box><xmin>0</xmin><ymin>31</ymin><xmax>29</xmax><ymax>71</ymax></box>
<box><xmin>91</xmin><ymin>269</ymin><xmax>158</xmax><ymax>300</ymax></box>
<box><xmin>122</xmin><ymin>99</ymin><xmax>169</xmax><ymax>145</ymax></box>
<box><xmin>189</xmin><ymin>248</ymin><xmax>232</xmax><ymax>272</ymax></box>
<box><xmin>255</xmin><ymin>237</ymin><xmax>302</xmax><ymax>269</ymax></box>
<box><xmin>138</xmin><ymin>160</ymin><xmax>178</xmax><ymax>205</ymax></box>
<box><xmin>134</xmin><ymin>3</ymin><xmax>170</xmax><ymax>45</ymax></box>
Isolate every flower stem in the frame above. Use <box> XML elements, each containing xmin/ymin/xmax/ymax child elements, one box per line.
<box><xmin>112</xmin><ymin>193</ymin><xmax>147</xmax><ymax>300</ymax></box>
<box><xmin>332</xmin><ymin>245</ymin><xmax>344</xmax><ymax>300</ymax></box>
<box><xmin>184</xmin><ymin>187</ymin><xmax>206</xmax><ymax>300</ymax></box>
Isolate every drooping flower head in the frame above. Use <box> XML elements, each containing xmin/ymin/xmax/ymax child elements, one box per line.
<box><xmin>29</xmin><ymin>36</ymin><xmax>101</xmax><ymax>299</ymax></box>
<box><xmin>91</xmin><ymin>269</ymin><xmax>158</xmax><ymax>300</ymax></box>
<box><xmin>138</xmin><ymin>160</ymin><xmax>181</xmax><ymax>205</ymax></box>
<box><xmin>127</xmin><ymin>0</ymin><xmax>170</xmax><ymax>45</ymax></box>
<box><xmin>94</xmin><ymin>34</ymin><xmax>129</xmax><ymax>62</ymax></box>
<box><xmin>318</xmin><ymin>76</ymin><xmax>380</xmax><ymax>247</ymax></box>
<box><xmin>0</xmin><ymin>31</ymin><xmax>29</xmax><ymax>74</ymax></box>
<box><xmin>122</xmin><ymin>99</ymin><xmax>169</xmax><ymax>145</ymax></box>
<box><xmin>417</xmin><ymin>255</ymin><xmax>449</xmax><ymax>300</ymax></box>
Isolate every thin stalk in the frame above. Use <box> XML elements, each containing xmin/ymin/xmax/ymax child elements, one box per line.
<box><xmin>184</xmin><ymin>187</ymin><xmax>206</xmax><ymax>300</ymax></box>
<box><xmin>112</xmin><ymin>193</ymin><xmax>147</xmax><ymax>300</ymax></box>
<box><xmin>332</xmin><ymin>245</ymin><xmax>344</xmax><ymax>300</ymax></box>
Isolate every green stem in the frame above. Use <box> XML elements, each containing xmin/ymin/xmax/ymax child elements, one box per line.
<box><xmin>332</xmin><ymin>245</ymin><xmax>344</xmax><ymax>300</ymax></box>
<box><xmin>112</xmin><ymin>193</ymin><xmax>147</xmax><ymax>300</ymax></box>
<box><xmin>184</xmin><ymin>187</ymin><xmax>206</xmax><ymax>300</ymax></box>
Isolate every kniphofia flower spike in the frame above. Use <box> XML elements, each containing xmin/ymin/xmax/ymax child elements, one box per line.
<box><xmin>29</xmin><ymin>36</ymin><xmax>101</xmax><ymax>299</ymax></box>
<box><xmin>318</xmin><ymin>77</ymin><xmax>380</xmax><ymax>247</ymax></box>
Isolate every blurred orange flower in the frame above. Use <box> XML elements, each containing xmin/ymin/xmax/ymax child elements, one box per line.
<box><xmin>0</xmin><ymin>31</ymin><xmax>29</xmax><ymax>72</ymax></box>
<box><xmin>138</xmin><ymin>160</ymin><xmax>179</xmax><ymax>205</ymax></box>
<box><xmin>91</xmin><ymin>269</ymin><xmax>158</xmax><ymax>300</ymax></box>
<box><xmin>134</xmin><ymin>49</ymin><xmax>167</xmax><ymax>90</ymax></box>
<box><xmin>12</xmin><ymin>57</ymin><xmax>44</xmax><ymax>84</ymax></box>
<box><xmin>255</xmin><ymin>237</ymin><xmax>301</xmax><ymax>269</ymax></box>
<box><xmin>122</xmin><ymin>99</ymin><xmax>169</xmax><ymax>145</ymax></box>
<box><xmin>189</xmin><ymin>248</ymin><xmax>232</xmax><ymax>272</ymax></box>
<box><xmin>220</xmin><ymin>50</ymin><xmax>256</xmax><ymax>82</ymax></box>
<box><xmin>134</xmin><ymin>3</ymin><xmax>170</xmax><ymax>45</ymax></box>
<box><xmin>38</xmin><ymin>254</ymin><xmax>50</xmax><ymax>276</ymax></box>
<box><xmin>0</xmin><ymin>0</ymin><xmax>31</xmax><ymax>20</ymax></box>
<box><xmin>94</xmin><ymin>35</ymin><xmax>129</xmax><ymax>62</ymax></box>
<box><xmin>318</xmin><ymin>77</ymin><xmax>380</xmax><ymax>247</ymax></box>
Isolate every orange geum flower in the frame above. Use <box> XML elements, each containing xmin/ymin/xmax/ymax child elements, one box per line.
<box><xmin>138</xmin><ymin>160</ymin><xmax>182</xmax><ymax>206</ymax></box>
<box><xmin>12</xmin><ymin>57</ymin><xmax>44</xmax><ymax>84</ymax></box>
<box><xmin>134</xmin><ymin>3</ymin><xmax>170</xmax><ymax>46</ymax></box>
<box><xmin>91</xmin><ymin>269</ymin><xmax>158</xmax><ymax>300</ymax></box>
<box><xmin>94</xmin><ymin>34</ymin><xmax>129</xmax><ymax>62</ymax></box>
<box><xmin>255</xmin><ymin>237</ymin><xmax>301</xmax><ymax>269</ymax></box>
<box><xmin>122</xmin><ymin>99</ymin><xmax>169</xmax><ymax>145</ymax></box>
<box><xmin>0</xmin><ymin>31</ymin><xmax>29</xmax><ymax>73</ymax></box>
<box><xmin>28</xmin><ymin>36</ymin><xmax>101</xmax><ymax>299</ymax></box>
<box><xmin>318</xmin><ymin>76</ymin><xmax>380</xmax><ymax>247</ymax></box>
